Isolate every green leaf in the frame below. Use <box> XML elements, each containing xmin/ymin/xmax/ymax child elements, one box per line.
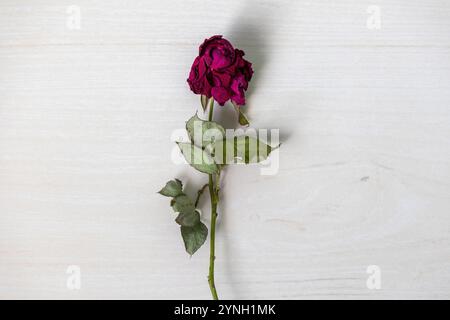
<box><xmin>172</xmin><ymin>194</ymin><xmax>200</xmax><ymax>227</ymax></box>
<box><xmin>158</xmin><ymin>179</ymin><xmax>183</xmax><ymax>197</ymax></box>
<box><xmin>177</xmin><ymin>142</ymin><xmax>219</xmax><ymax>174</ymax></box>
<box><xmin>233</xmin><ymin>103</ymin><xmax>250</xmax><ymax>126</ymax></box>
<box><xmin>181</xmin><ymin>222</ymin><xmax>208</xmax><ymax>255</ymax></box>
<box><xmin>214</xmin><ymin>136</ymin><xmax>278</xmax><ymax>165</ymax></box>
<box><xmin>186</xmin><ymin>113</ymin><xmax>225</xmax><ymax>148</ymax></box>
<box><xmin>172</xmin><ymin>194</ymin><xmax>195</xmax><ymax>214</ymax></box>
<box><xmin>201</xmin><ymin>95</ymin><xmax>208</xmax><ymax>111</ymax></box>
<box><xmin>176</xmin><ymin>210</ymin><xmax>201</xmax><ymax>227</ymax></box>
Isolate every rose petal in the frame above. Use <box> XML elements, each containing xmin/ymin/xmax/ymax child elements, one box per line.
<box><xmin>211</xmin><ymin>86</ymin><xmax>230</xmax><ymax>106</ymax></box>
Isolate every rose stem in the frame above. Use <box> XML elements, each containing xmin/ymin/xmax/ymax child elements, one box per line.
<box><xmin>194</xmin><ymin>184</ymin><xmax>209</xmax><ymax>207</ymax></box>
<box><xmin>207</xmin><ymin>97</ymin><xmax>219</xmax><ymax>300</ymax></box>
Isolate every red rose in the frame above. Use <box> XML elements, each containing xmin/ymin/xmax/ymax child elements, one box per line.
<box><xmin>187</xmin><ymin>35</ymin><xmax>253</xmax><ymax>106</ymax></box>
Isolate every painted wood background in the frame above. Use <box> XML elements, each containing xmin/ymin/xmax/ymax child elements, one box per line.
<box><xmin>1</xmin><ymin>0</ymin><xmax>450</xmax><ymax>299</ymax></box>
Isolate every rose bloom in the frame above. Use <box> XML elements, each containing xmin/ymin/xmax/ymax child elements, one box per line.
<box><xmin>187</xmin><ymin>35</ymin><xmax>253</xmax><ymax>106</ymax></box>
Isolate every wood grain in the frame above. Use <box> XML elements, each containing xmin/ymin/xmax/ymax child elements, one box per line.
<box><xmin>1</xmin><ymin>0</ymin><xmax>450</xmax><ymax>299</ymax></box>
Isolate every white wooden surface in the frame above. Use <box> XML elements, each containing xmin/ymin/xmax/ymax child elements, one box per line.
<box><xmin>1</xmin><ymin>0</ymin><xmax>450</xmax><ymax>299</ymax></box>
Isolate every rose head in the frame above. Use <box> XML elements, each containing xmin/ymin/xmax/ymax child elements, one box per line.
<box><xmin>187</xmin><ymin>35</ymin><xmax>253</xmax><ymax>106</ymax></box>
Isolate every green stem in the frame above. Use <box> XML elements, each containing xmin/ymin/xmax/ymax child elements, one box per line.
<box><xmin>207</xmin><ymin>98</ymin><xmax>219</xmax><ymax>300</ymax></box>
<box><xmin>195</xmin><ymin>184</ymin><xmax>209</xmax><ymax>207</ymax></box>
<box><xmin>208</xmin><ymin>97</ymin><xmax>214</xmax><ymax>121</ymax></box>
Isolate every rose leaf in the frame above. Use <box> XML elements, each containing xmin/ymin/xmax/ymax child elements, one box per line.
<box><xmin>158</xmin><ymin>179</ymin><xmax>183</xmax><ymax>197</ymax></box>
<box><xmin>177</xmin><ymin>142</ymin><xmax>219</xmax><ymax>174</ymax></box>
<box><xmin>181</xmin><ymin>222</ymin><xmax>208</xmax><ymax>255</ymax></box>
<box><xmin>186</xmin><ymin>113</ymin><xmax>225</xmax><ymax>148</ymax></box>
